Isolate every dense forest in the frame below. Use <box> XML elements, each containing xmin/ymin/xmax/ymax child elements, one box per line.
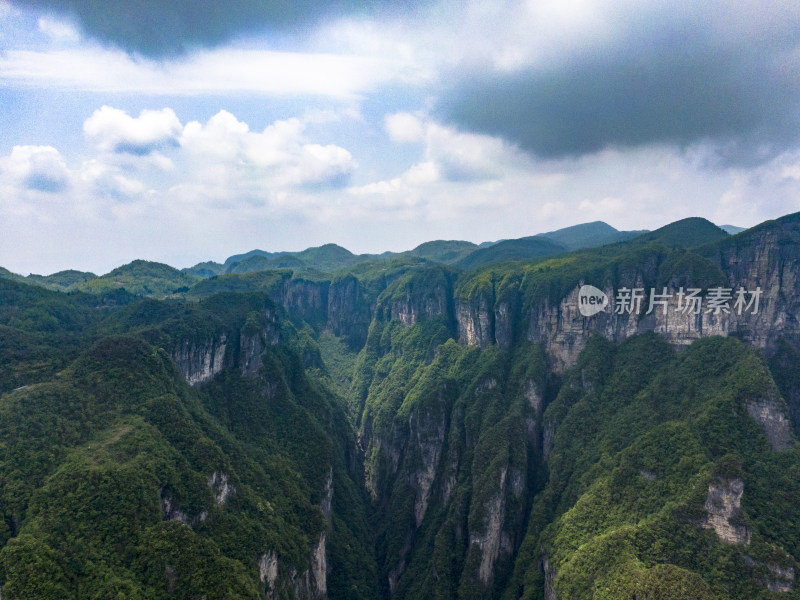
<box><xmin>1</xmin><ymin>215</ymin><xmax>799</xmax><ymax>599</ymax></box>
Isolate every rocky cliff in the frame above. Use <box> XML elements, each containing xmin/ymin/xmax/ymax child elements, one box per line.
<box><xmin>451</xmin><ymin>214</ymin><xmax>800</xmax><ymax>371</ymax></box>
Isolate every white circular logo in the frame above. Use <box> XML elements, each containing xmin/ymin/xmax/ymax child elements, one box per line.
<box><xmin>578</xmin><ymin>285</ymin><xmax>608</xmax><ymax>317</ymax></box>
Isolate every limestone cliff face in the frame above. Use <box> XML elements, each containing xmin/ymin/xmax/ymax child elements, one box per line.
<box><xmin>388</xmin><ymin>284</ymin><xmax>451</xmax><ymax>327</ymax></box>
<box><xmin>240</xmin><ymin>307</ymin><xmax>280</xmax><ymax>377</ymax></box>
<box><xmin>704</xmin><ymin>219</ymin><xmax>800</xmax><ymax>350</ymax></box>
<box><xmin>258</xmin><ymin>468</ymin><xmax>332</xmax><ymax>600</ymax></box>
<box><xmin>746</xmin><ymin>396</ymin><xmax>793</xmax><ymax>451</ymax></box>
<box><xmin>469</xmin><ymin>466</ymin><xmax>514</xmax><ymax>587</ymax></box>
<box><xmin>171</xmin><ymin>305</ymin><xmax>279</xmax><ymax>384</ymax></box>
<box><xmin>456</xmin><ymin>292</ymin><xmax>494</xmax><ymax>349</ymax></box>
<box><xmin>451</xmin><ymin>221</ymin><xmax>800</xmax><ymax>370</ymax></box>
<box><xmin>279</xmin><ymin>279</ymin><xmax>329</xmax><ymax>324</ymax></box>
<box><xmin>543</xmin><ymin>556</ymin><xmax>558</xmax><ymax>600</ymax></box>
<box><xmin>700</xmin><ymin>477</ymin><xmax>751</xmax><ymax>546</ymax></box>
<box><xmin>172</xmin><ymin>335</ymin><xmax>228</xmax><ymax>386</ymax></box>
<box><xmin>456</xmin><ymin>288</ymin><xmax>518</xmax><ymax>350</ymax></box>
<box><xmin>208</xmin><ymin>471</ymin><xmax>235</xmax><ymax>505</ymax></box>
<box><xmin>327</xmin><ymin>275</ymin><xmax>372</xmax><ymax>344</ymax></box>
<box><xmin>408</xmin><ymin>402</ymin><xmax>447</xmax><ymax>527</ymax></box>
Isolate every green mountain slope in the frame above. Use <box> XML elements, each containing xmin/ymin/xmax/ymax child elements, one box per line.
<box><xmin>25</xmin><ymin>269</ymin><xmax>98</xmax><ymax>291</ymax></box>
<box><xmin>183</xmin><ymin>261</ymin><xmax>225</xmax><ymax>278</ymax></box>
<box><xmin>632</xmin><ymin>217</ymin><xmax>729</xmax><ymax>248</ymax></box>
<box><xmin>537</xmin><ymin>221</ymin><xmax>646</xmax><ymax>250</ymax></box>
<box><xmin>2</xmin><ymin>212</ymin><xmax>800</xmax><ymax>599</ymax></box>
<box><xmin>456</xmin><ymin>237</ymin><xmax>567</xmax><ymax>271</ymax></box>
<box><xmin>76</xmin><ymin>260</ymin><xmax>200</xmax><ymax>297</ymax></box>
<box><xmin>0</xmin><ymin>287</ymin><xmax>378</xmax><ymax>599</ymax></box>
<box><xmin>406</xmin><ymin>240</ymin><xmax>479</xmax><ymax>264</ymax></box>
<box><xmin>511</xmin><ymin>334</ymin><xmax>799</xmax><ymax>600</ymax></box>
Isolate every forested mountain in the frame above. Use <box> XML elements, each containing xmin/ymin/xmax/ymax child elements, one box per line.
<box><xmin>1</xmin><ymin>213</ymin><xmax>799</xmax><ymax>599</ymax></box>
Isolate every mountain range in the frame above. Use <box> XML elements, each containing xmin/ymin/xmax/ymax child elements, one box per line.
<box><xmin>2</xmin><ymin>214</ymin><xmax>799</xmax><ymax>600</ymax></box>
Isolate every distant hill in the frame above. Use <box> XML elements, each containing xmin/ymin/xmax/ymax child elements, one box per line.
<box><xmin>183</xmin><ymin>261</ymin><xmax>225</xmax><ymax>278</ymax></box>
<box><xmin>719</xmin><ymin>224</ymin><xmax>746</xmax><ymax>235</ymax></box>
<box><xmin>0</xmin><ymin>266</ymin><xmax>26</xmax><ymax>284</ymax></box>
<box><xmin>77</xmin><ymin>260</ymin><xmax>199</xmax><ymax>297</ymax></box>
<box><xmin>537</xmin><ymin>221</ymin><xmax>647</xmax><ymax>250</ymax></box>
<box><xmin>294</xmin><ymin>243</ymin><xmax>361</xmax><ymax>272</ymax></box>
<box><xmin>406</xmin><ymin>240</ymin><xmax>479</xmax><ymax>264</ymax></box>
<box><xmin>220</xmin><ymin>243</ymin><xmax>365</xmax><ymax>275</ymax></box>
<box><xmin>30</xmin><ymin>270</ymin><xmax>98</xmax><ymax>291</ymax></box>
<box><xmin>227</xmin><ymin>254</ymin><xmax>307</xmax><ymax>274</ymax></box>
<box><xmin>633</xmin><ymin>217</ymin><xmax>729</xmax><ymax>248</ymax></box>
<box><xmin>455</xmin><ymin>236</ymin><xmax>566</xmax><ymax>270</ymax></box>
<box><xmin>0</xmin><ymin>268</ymin><xmax>98</xmax><ymax>292</ymax></box>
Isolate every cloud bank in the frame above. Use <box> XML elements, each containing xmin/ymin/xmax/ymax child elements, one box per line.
<box><xmin>12</xmin><ymin>0</ymin><xmax>431</xmax><ymax>56</ymax></box>
<box><xmin>438</xmin><ymin>1</ymin><xmax>800</xmax><ymax>163</ymax></box>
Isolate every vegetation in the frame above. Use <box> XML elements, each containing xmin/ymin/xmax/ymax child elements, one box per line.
<box><xmin>1</xmin><ymin>213</ymin><xmax>799</xmax><ymax>599</ymax></box>
<box><xmin>536</xmin><ymin>221</ymin><xmax>646</xmax><ymax>250</ymax></box>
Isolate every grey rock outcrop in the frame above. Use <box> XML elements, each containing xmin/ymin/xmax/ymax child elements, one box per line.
<box><xmin>172</xmin><ymin>335</ymin><xmax>227</xmax><ymax>385</ymax></box>
<box><xmin>208</xmin><ymin>471</ymin><xmax>235</xmax><ymax>505</ymax></box>
<box><xmin>746</xmin><ymin>397</ymin><xmax>793</xmax><ymax>452</ymax></box>
<box><xmin>700</xmin><ymin>477</ymin><xmax>751</xmax><ymax>545</ymax></box>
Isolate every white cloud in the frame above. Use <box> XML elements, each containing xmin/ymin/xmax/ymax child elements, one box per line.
<box><xmin>0</xmin><ymin>46</ymin><xmax>408</xmax><ymax>97</ymax></box>
<box><xmin>180</xmin><ymin>111</ymin><xmax>357</xmax><ymax>190</ymax></box>
<box><xmin>384</xmin><ymin>114</ymin><xmax>525</xmax><ymax>183</ymax></box>
<box><xmin>1</xmin><ymin>145</ymin><xmax>71</xmax><ymax>193</ymax></box>
<box><xmin>37</xmin><ymin>16</ymin><xmax>80</xmax><ymax>42</ymax></box>
<box><xmin>385</xmin><ymin>113</ymin><xmax>425</xmax><ymax>143</ymax></box>
<box><xmin>84</xmin><ymin>106</ymin><xmax>182</xmax><ymax>154</ymax></box>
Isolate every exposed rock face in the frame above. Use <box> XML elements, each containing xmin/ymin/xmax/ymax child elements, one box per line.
<box><xmin>240</xmin><ymin>308</ymin><xmax>280</xmax><ymax>376</ymax></box>
<box><xmin>172</xmin><ymin>335</ymin><xmax>227</xmax><ymax>385</ymax></box>
<box><xmin>762</xmin><ymin>564</ymin><xmax>795</xmax><ymax>593</ymax></box>
<box><xmin>408</xmin><ymin>403</ymin><xmax>447</xmax><ymax>527</ymax></box>
<box><xmin>327</xmin><ymin>275</ymin><xmax>371</xmax><ymax>344</ymax></box>
<box><xmin>746</xmin><ymin>397</ymin><xmax>793</xmax><ymax>451</ymax></box>
<box><xmin>745</xmin><ymin>556</ymin><xmax>796</xmax><ymax>593</ymax></box>
<box><xmin>494</xmin><ymin>299</ymin><xmax>516</xmax><ymax>350</ymax></box>
<box><xmin>259</xmin><ymin>550</ymin><xmax>279</xmax><ymax>590</ymax></box>
<box><xmin>258</xmin><ymin>469</ymin><xmax>332</xmax><ymax>600</ymax></box>
<box><xmin>457</xmin><ymin>292</ymin><xmax>494</xmax><ymax>349</ymax></box>
<box><xmin>208</xmin><ymin>471</ymin><xmax>235</xmax><ymax>505</ymax></box>
<box><xmin>160</xmin><ymin>494</ymin><xmax>189</xmax><ymax>524</ymax></box>
<box><xmin>543</xmin><ymin>556</ymin><xmax>558</xmax><ymax>600</ymax></box>
<box><xmin>701</xmin><ymin>477</ymin><xmax>751</xmax><ymax>545</ymax></box>
<box><xmin>389</xmin><ymin>285</ymin><xmax>450</xmax><ymax>327</ymax></box>
<box><xmin>524</xmin><ymin>380</ymin><xmax>543</xmax><ymax>444</ymax></box>
<box><xmin>456</xmin><ymin>291</ymin><xmax>519</xmax><ymax>350</ymax></box>
<box><xmin>450</xmin><ymin>223</ymin><xmax>800</xmax><ymax>371</ymax></box>
<box><xmin>280</xmin><ymin>279</ymin><xmax>329</xmax><ymax>324</ymax></box>
<box><xmin>470</xmin><ymin>466</ymin><xmax>512</xmax><ymax>586</ymax></box>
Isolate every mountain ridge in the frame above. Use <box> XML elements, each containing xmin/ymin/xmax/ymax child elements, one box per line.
<box><xmin>0</xmin><ymin>211</ymin><xmax>798</xmax><ymax>599</ymax></box>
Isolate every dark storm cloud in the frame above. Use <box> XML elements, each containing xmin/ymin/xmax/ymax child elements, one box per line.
<box><xmin>12</xmin><ymin>0</ymin><xmax>423</xmax><ymax>57</ymax></box>
<box><xmin>440</xmin><ymin>6</ymin><xmax>800</xmax><ymax>163</ymax></box>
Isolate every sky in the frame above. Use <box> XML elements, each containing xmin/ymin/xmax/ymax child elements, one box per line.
<box><xmin>1</xmin><ymin>0</ymin><xmax>800</xmax><ymax>275</ymax></box>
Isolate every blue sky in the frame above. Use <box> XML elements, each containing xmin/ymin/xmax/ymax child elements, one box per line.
<box><xmin>1</xmin><ymin>0</ymin><xmax>800</xmax><ymax>275</ymax></box>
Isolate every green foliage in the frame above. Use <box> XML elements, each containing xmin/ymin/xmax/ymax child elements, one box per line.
<box><xmin>632</xmin><ymin>217</ymin><xmax>729</xmax><ymax>248</ymax></box>
<box><xmin>537</xmin><ymin>221</ymin><xmax>646</xmax><ymax>251</ymax></box>
<box><xmin>0</xmin><ymin>284</ymin><xmax>378</xmax><ymax>598</ymax></box>
<box><xmin>76</xmin><ymin>260</ymin><xmax>199</xmax><ymax>298</ymax></box>
<box><xmin>455</xmin><ymin>237</ymin><xmax>566</xmax><ymax>271</ymax></box>
<box><xmin>511</xmin><ymin>335</ymin><xmax>799</xmax><ymax>600</ymax></box>
<box><xmin>406</xmin><ymin>240</ymin><xmax>479</xmax><ymax>264</ymax></box>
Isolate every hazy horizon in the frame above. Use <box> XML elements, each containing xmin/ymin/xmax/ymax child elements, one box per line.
<box><xmin>2</xmin><ymin>1</ymin><xmax>799</xmax><ymax>275</ymax></box>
